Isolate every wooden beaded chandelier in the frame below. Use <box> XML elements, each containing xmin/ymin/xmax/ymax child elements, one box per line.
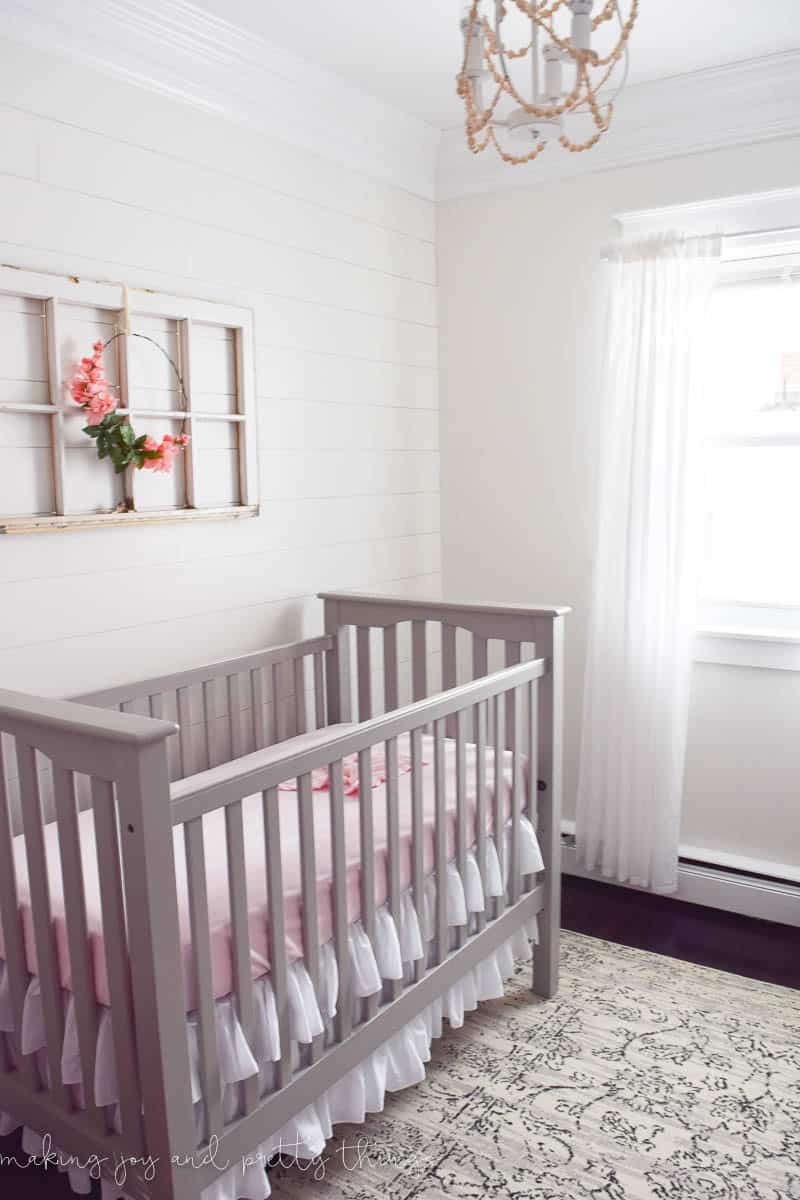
<box><xmin>457</xmin><ymin>0</ymin><xmax>638</xmax><ymax>165</ymax></box>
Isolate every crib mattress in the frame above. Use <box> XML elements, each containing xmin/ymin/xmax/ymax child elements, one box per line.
<box><xmin>1</xmin><ymin>725</ymin><xmax>541</xmax><ymax>1011</ymax></box>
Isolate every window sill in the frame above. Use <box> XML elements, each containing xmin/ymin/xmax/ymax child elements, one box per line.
<box><xmin>694</xmin><ymin>626</ymin><xmax>800</xmax><ymax>671</ymax></box>
<box><xmin>0</xmin><ymin>505</ymin><xmax>259</xmax><ymax>535</ymax></box>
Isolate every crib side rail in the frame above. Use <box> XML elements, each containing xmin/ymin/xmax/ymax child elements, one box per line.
<box><xmin>169</xmin><ymin>657</ymin><xmax>545</xmax><ymax>822</ymax></box>
<box><xmin>74</xmin><ymin>633</ymin><xmax>334</xmax><ymax>783</ymax></box>
<box><xmin>167</xmin><ymin>651</ymin><xmax>551</xmax><ymax>1185</ymax></box>
<box><xmin>323</xmin><ymin>590</ymin><xmax>567</xmax><ymax>1000</ymax></box>
<box><xmin>0</xmin><ymin>691</ymin><xmax>196</xmax><ymax>1197</ymax></box>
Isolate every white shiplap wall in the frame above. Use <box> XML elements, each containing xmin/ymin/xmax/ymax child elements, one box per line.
<box><xmin>0</xmin><ymin>37</ymin><xmax>440</xmax><ymax>698</ymax></box>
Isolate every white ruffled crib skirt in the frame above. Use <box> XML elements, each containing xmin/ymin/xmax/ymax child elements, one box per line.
<box><xmin>0</xmin><ymin>817</ymin><xmax>543</xmax><ymax>1200</ymax></box>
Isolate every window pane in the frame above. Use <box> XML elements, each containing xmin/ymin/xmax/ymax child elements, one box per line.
<box><xmin>132</xmin><ymin>415</ymin><xmax>189</xmax><ymax>512</ymax></box>
<box><xmin>127</xmin><ymin>315</ymin><xmax>182</xmax><ymax>414</ymax></box>
<box><xmin>191</xmin><ymin>324</ymin><xmax>237</xmax><ymax>414</ymax></box>
<box><xmin>706</xmin><ymin>279</ymin><xmax>800</xmax><ymax>436</ymax></box>
<box><xmin>0</xmin><ymin>294</ymin><xmax>48</xmax><ymax>403</ymax></box>
<box><xmin>702</xmin><ymin>444</ymin><xmax>800</xmax><ymax>606</ymax></box>
<box><xmin>192</xmin><ymin>418</ymin><xmax>241</xmax><ymax>507</ymax></box>
<box><xmin>0</xmin><ymin>413</ymin><xmax>54</xmax><ymax>515</ymax></box>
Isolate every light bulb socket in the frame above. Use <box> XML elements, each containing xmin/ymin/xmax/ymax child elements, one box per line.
<box><xmin>569</xmin><ymin>0</ymin><xmax>593</xmax><ymax>51</ymax></box>
<box><xmin>543</xmin><ymin>43</ymin><xmax>563</xmax><ymax>100</ymax></box>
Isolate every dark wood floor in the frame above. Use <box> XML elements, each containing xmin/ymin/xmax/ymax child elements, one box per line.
<box><xmin>562</xmin><ymin>874</ymin><xmax>800</xmax><ymax>991</ymax></box>
<box><xmin>2</xmin><ymin>874</ymin><xmax>798</xmax><ymax>1198</ymax></box>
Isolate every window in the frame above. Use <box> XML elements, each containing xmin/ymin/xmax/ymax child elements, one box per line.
<box><xmin>697</xmin><ymin>237</ymin><xmax>800</xmax><ymax>669</ymax></box>
<box><xmin>0</xmin><ymin>266</ymin><xmax>258</xmax><ymax>532</ymax></box>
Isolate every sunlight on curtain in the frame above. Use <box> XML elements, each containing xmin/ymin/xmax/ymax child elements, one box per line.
<box><xmin>576</xmin><ymin>234</ymin><xmax>722</xmax><ymax>892</ymax></box>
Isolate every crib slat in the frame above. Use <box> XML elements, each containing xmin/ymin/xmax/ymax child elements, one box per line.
<box><xmin>504</xmin><ymin>640</ymin><xmax>522</xmax><ymax>665</ymax></box>
<box><xmin>263</xmin><ymin>788</ymin><xmax>291</xmax><ymax>1088</ymax></box>
<box><xmin>184</xmin><ymin>816</ymin><xmax>223</xmax><ymax>1137</ymax></box>
<box><xmin>149</xmin><ymin>692</ymin><xmax>177</xmax><ymax>780</ymax></box>
<box><xmin>177</xmin><ymin>686</ymin><xmax>194</xmax><ymax>777</ymax></box>
<box><xmin>225</xmin><ymin>799</ymin><xmax>258</xmax><ymax>1114</ymax></box>
<box><xmin>474</xmin><ymin>700</ymin><xmax>488</xmax><ymax>933</ymax></box>
<box><xmin>294</xmin><ymin>658</ymin><xmax>307</xmax><ymax>737</ymax></box>
<box><xmin>17</xmin><ymin>744</ymin><xmax>68</xmax><ymax>1107</ymax></box>
<box><xmin>472</xmin><ymin>633</ymin><xmax>489</xmax><ymax>746</ymax></box>
<box><xmin>526</xmin><ymin>678</ymin><xmax>540</xmax><ymax>892</ymax></box>
<box><xmin>313</xmin><ymin>653</ymin><xmax>326</xmax><ymax>730</ymax></box>
<box><xmin>509</xmin><ymin>686</ymin><xmax>523</xmax><ymax>905</ymax></box>
<box><xmin>412</xmin><ymin>620</ymin><xmax>427</xmax><ymax>701</ymax></box>
<box><xmin>53</xmin><ymin>766</ymin><xmax>102</xmax><ymax>1129</ymax></box>
<box><xmin>493</xmin><ymin>692</ymin><xmax>506</xmax><ymax>916</ymax></box>
<box><xmin>505</xmin><ymin>640</ymin><xmax>521</xmax><ymax>751</ymax></box>
<box><xmin>297</xmin><ymin>772</ymin><xmax>323</xmax><ymax>1060</ymax></box>
<box><xmin>203</xmin><ymin>679</ymin><xmax>220</xmax><ymax>769</ymax></box>
<box><xmin>410</xmin><ymin>727</ymin><xmax>426</xmax><ymax>983</ymax></box>
<box><xmin>454</xmin><ymin>710</ymin><xmax>468</xmax><ymax>949</ymax></box>
<box><xmin>0</xmin><ymin>739</ymin><xmax>36</xmax><ymax>1086</ymax></box>
<box><xmin>329</xmin><ymin>760</ymin><xmax>351</xmax><ymax>1043</ymax></box>
<box><xmin>358</xmin><ymin>747</ymin><xmax>378</xmax><ymax>1020</ymax></box>
<box><xmin>270</xmin><ymin>664</ymin><xmax>282</xmax><ymax>744</ymax></box>
<box><xmin>442</xmin><ymin>623</ymin><xmax>458</xmax><ymax>738</ymax></box>
<box><xmin>228</xmin><ymin>674</ymin><xmax>246</xmax><ymax>759</ymax></box>
<box><xmin>442</xmin><ymin>624</ymin><xmax>457</xmax><ymax>691</ymax></box>
<box><xmin>472</xmin><ymin>634</ymin><xmax>488</xmax><ymax>679</ymax></box>
<box><xmin>385</xmin><ymin>737</ymin><xmax>401</xmax><ymax>1000</ymax></box>
<box><xmin>251</xmin><ymin>666</ymin><xmax>267</xmax><ymax>749</ymax></box>
<box><xmin>92</xmin><ymin>777</ymin><xmax>144</xmax><ymax>1144</ymax></box>
<box><xmin>383</xmin><ymin>624</ymin><xmax>399</xmax><ymax>713</ymax></box>
<box><xmin>433</xmin><ymin>720</ymin><xmax>448</xmax><ymax>965</ymax></box>
<box><xmin>357</xmin><ymin>626</ymin><xmax>372</xmax><ymax>721</ymax></box>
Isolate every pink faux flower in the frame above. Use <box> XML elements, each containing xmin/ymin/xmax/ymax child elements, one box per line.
<box><xmin>69</xmin><ymin>341</ymin><xmax>117</xmax><ymax>423</ymax></box>
<box><xmin>82</xmin><ymin>396</ymin><xmax>116</xmax><ymax>426</ymax></box>
<box><xmin>278</xmin><ymin>749</ymin><xmax>423</xmax><ymax>796</ymax></box>
<box><xmin>141</xmin><ymin>432</ymin><xmax>190</xmax><ymax>474</ymax></box>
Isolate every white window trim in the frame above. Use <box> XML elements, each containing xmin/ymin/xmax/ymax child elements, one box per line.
<box><xmin>617</xmin><ymin>194</ymin><xmax>800</xmax><ymax>673</ymax></box>
<box><xmin>0</xmin><ymin>265</ymin><xmax>259</xmax><ymax>532</ymax></box>
<box><xmin>694</xmin><ymin>624</ymin><xmax>800</xmax><ymax>672</ymax></box>
<box><xmin>695</xmin><ymin>244</ymin><xmax>800</xmax><ymax>670</ymax></box>
<box><xmin>694</xmin><ymin>253</ymin><xmax>800</xmax><ymax>666</ymax></box>
<box><xmin>626</xmin><ymin>204</ymin><xmax>800</xmax><ymax>670</ymax></box>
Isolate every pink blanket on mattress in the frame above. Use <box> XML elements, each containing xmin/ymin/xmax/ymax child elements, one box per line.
<box><xmin>3</xmin><ymin>726</ymin><xmax>521</xmax><ymax>1011</ymax></box>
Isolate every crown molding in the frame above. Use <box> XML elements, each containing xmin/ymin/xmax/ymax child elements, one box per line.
<box><xmin>0</xmin><ymin>0</ymin><xmax>441</xmax><ymax>200</ymax></box>
<box><xmin>438</xmin><ymin>51</ymin><xmax>800</xmax><ymax>201</ymax></box>
<box><xmin>1</xmin><ymin>4</ymin><xmax>798</xmax><ymax>205</ymax></box>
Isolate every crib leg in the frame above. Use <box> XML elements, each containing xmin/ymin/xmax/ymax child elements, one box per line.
<box><xmin>531</xmin><ymin>613</ymin><xmax>564</xmax><ymax>1000</ymax></box>
<box><xmin>533</xmin><ymin>907</ymin><xmax>560</xmax><ymax>998</ymax></box>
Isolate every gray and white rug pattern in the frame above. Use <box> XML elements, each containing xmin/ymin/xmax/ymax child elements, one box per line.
<box><xmin>271</xmin><ymin>931</ymin><xmax>800</xmax><ymax>1199</ymax></box>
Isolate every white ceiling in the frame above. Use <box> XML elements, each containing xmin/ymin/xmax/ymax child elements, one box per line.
<box><xmin>196</xmin><ymin>0</ymin><xmax>800</xmax><ymax>129</ymax></box>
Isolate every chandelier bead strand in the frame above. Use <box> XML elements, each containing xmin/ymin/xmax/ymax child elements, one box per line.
<box><xmin>458</xmin><ymin>0</ymin><xmax>638</xmax><ymax>166</ymax></box>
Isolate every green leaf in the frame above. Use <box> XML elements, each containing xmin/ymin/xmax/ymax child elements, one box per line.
<box><xmin>120</xmin><ymin>424</ymin><xmax>135</xmax><ymax>446</ymax></box>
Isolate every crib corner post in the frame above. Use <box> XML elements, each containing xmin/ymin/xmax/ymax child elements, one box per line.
<box><xmin>532</xmin><ymin>612</ymin><xmax>565</xmax><ymax>1000</ymax></box>
<box><xmin>324</xmin><ymin>597</ymin><xmax>352</xmax><ymax>724</ymax></box>
<box><xmin>114</xmin><ymin>732</ymin><xmax>197</xmax><ymax>1199</ymax></box>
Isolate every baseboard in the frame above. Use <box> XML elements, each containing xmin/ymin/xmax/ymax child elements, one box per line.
<box><xmin>561</xmin><ymin>838</ymin><xmax>800</xmax><ymax>928</ymax></box>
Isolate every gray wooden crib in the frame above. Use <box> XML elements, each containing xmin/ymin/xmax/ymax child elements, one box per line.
<box><xmin>0</xmin><ymin>592</ymin><xmax>567</xmax><ymax>1200</ymax></box>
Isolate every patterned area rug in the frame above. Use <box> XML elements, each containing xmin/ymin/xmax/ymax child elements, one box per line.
<box><xmin>271</xmin><ymin>931</ymin><xmax>800</xmax><ymax>1200</ymax></box>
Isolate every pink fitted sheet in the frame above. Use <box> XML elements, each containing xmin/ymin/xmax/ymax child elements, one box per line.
<box><xmin>2</xmin><ymin>727</ymin><xmax>522</xmax><ymax>1012</ymax></box>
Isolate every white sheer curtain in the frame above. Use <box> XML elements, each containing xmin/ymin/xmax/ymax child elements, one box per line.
<box><xmin>575</xmin><ymin>234</ymin><xmax>721</xmax><ymax>893</ymax></box>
